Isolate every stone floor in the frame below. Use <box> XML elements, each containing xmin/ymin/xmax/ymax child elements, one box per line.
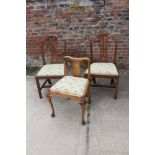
<box><xmin>26</xmin><ymin>74</ymin><xmax>128</xmax><ymax>155</ymax></box>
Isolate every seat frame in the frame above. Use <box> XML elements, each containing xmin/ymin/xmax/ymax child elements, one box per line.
<box><xmin>88</xmin><ymin>34</ymin><xmax>119</xmax><ymax>99</ymax></box>
<box><xmin>35</xmin><ymin>35</ymin><xmax>66</xmax><ymax>98</ymax></box>
<box><xmin>47</xmin><ymin>56</ymin><xmax>91</xmax><ymax>125</ymax></box>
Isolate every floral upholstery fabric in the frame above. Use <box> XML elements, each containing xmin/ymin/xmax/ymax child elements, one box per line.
<box><xmin>85</xmin><ymin>63</ymin><xmax>118</xmax><ymax>76</ymax></box>
<box><xmin>50</xmin><ymin>76</ymin><xmax>88</xmax><ymax>97</ymax></box>
<box><xmin>37</xmin><ymin>64</ymin><xmax>64</xmax><ymax>77</ymax></box>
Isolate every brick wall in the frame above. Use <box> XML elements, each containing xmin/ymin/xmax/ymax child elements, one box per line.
<box><xmin>26</xmin><ymin>0</ymin><xmax>129</xmax><ymax>68</ymax></box>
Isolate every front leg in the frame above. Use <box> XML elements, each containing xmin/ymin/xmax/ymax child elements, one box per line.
<box><xmin>79</xmin><ymin>99</ymin><xmax>86</xmax><ymax>125</ymax></box>
<box><xmin>35</xmin><ymin>77</ymin><xmax>42</xmax><ymax>98</ymax></box>
<box><xmin>47</xmin><ymin>95</ymin><xmax>55</xmax><ymax>117</ymax></box>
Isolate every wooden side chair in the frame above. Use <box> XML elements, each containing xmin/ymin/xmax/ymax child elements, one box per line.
<box><xmin>35</xmin><ymin>36</ymin><xmax>66</xmax><ymax>98</ymax></box>
<box><xmin>47</xmin><ymin>56</ymin><xmax>91</xmax><ymax>125</ymax></box>
<box><xmin>85</xmin><ymin>34</ymin><xmax>119</xmax><ymax>99</ymax></box>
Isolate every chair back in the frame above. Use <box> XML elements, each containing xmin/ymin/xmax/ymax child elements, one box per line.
<box><xmin>64</xmin><ymin>56</ymin><xmax>91</xmax><ymax>81</ymax></box>
<box><xmin>40</xmin><ymin>36</ymin><xmax>66</xmax><ymax>65</ymax></box>
<box><xmin>90</xmin><ymin>34</ymin><xmax>117</xmax><ymax>64</ymax></box>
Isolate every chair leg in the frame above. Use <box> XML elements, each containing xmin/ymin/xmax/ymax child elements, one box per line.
<box><xmin>80</xmin><ymin>99</ymin><xmax>86</xmax><ymax>125</ymax></box>
<box><xmin>92</xmin><ymin>77</ymin><xmax>96</xmax><ymax>84</ymax></box>
<box><xmin>111</xmin><ymin>79</ymin><xmax>114</xmax><ymax>85</ymax></box>
<box><xmin>88</xmin><ymin>85</ymin><xmax>91</xmax><ymax>104</ymax></box>
<box><xmin>47</xmin><ymin>95</ymin><xmax>55</xmax><ymax>117</ymax></box>
<box><xmin>35</xmin><ymin>77</ymin><xmax>42</xmax><ymax>99</ymax></box>
<box><xmin>114</xmin><ymin>77</ymin><xmax>119</xmax><ymax>99</ymax></box>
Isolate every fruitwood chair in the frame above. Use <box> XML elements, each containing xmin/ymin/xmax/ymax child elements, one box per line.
<box><xmin>85</xmin><ymin>34</ymin><xmax>119</xmax><ymax>99</ymax></box>
<box><xmin>35</xmin><ymin>36</ymin><xmax>66</xmax><ymax>98</ymax></box>
<box><xmin>47</xmin><ymin>56</ymin><xmax>91</xmax><ymax>125</ymax></box>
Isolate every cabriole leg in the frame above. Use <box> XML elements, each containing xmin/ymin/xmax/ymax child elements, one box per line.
<box><xmin>47</xmin><ymin>95</ymin><xmax>55</xmax><ymax>117</ymax></box>
<box><xmin>80</xmin><ymin>99</ymin><xmax>86</xmax><ymax>125</ymax></box>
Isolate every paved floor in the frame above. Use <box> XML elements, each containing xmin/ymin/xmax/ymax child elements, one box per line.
<box><xmin>26</xmin><ymin>75</ymin><xmax>128</xmax><ymax>155</ymax></box>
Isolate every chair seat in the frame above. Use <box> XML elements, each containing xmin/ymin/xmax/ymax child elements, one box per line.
<box><xmin>37</xmin><ymin>64</ymin><xmax>64</xmax><ymax>77</ymax></box>
<box><xmin>85</xmin><ymin>63</ymin><xmax>118</xmax><ymax>76</ymax></box>
<box><xmin>50</xmin><ymin>76</ymin><xmax>88</xmax><ymax>97</ymax></box>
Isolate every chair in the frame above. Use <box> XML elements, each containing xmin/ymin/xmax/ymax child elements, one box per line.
<box><xmin>85</xmin><ymin>34</ymin><xmax>119</xmax><ymax>99</ymax></box>
<box><xmin>47</xmin><ymin>56</ymin><xmax>91</xmax><ymax>125</ymax></box>
<box><xmin>35</xmin><ymin>36</ymin><xmax>66</xmax><ymax>98</ymax></box>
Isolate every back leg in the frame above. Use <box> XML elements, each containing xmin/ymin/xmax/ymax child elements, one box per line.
<box><xmin>114</xmin><ymin>77</ymin><xmax>119</xmax><ymax>99</ymax></box>
<box><xmin>111</xmin><ymin>79</ymin><xmax>114</xmax><ymax>85</ymax></box>
<box><xmin>92</xmin><ymin>77</ymin><xmax>96</xmax><ymax>84</ymax></box>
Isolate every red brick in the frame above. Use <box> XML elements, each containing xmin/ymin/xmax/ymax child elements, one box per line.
<box><xmin>26</xmin><ymin>1</ymin><xmax>129</xmax><ymax>68</ymax></box>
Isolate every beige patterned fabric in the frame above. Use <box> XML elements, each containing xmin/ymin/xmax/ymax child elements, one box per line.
<box><xmin>50</xmin><ymin>76</ymin><xmax>88</xmax><ymax>97</ymax></box>
<box><xmin>37</xmin><ymin>64</ymin><xmax>64</xmax><ymax>77</ymax></box>
<box><xmin>85</xmin><ymin>63</ymin><xmax>118</xmax><ymax>76</ymax></box>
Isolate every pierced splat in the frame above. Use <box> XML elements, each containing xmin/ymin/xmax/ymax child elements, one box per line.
<box><xmin>48</xmin><ymin>36</ymin><xmax>58</xmax><ymax>62</ymax></box>
<box><xmin>90</xmin><ymin>34</ymin><xmax>117</xmax><ymax>64</ymax></box>
<box><xmin>40</xmin><ymin>36</ymin><xmax>66</xmax><ymax>64</ymax></box>
<box><xmin>98</xmin><ymin>34</ymin><xmax>109</xmax><ymax>62</ymax></box>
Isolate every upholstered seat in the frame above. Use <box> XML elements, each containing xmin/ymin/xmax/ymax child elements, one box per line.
<box><xmin>35</xmin><ymin>36</ymin><xmax>67</xmax><ymax>98</ymax></box>
<box><xmin>50</xmin><ymin>76</ymin><xmax>88</xmax><ymax>97</ymax></box>
<box><xmin>85</xmin><ymin>63</ymin><xmax>118</xmax><ymax>76</ymax></box>
<box><xmin>37</xmin><ymin>64</ymin><xmax>64</xmax><ymax>77</ymax></box>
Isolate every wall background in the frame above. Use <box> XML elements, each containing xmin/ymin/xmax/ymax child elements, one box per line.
<box><xmin>26</xmin><ymin>0</ymin><xmax>129</xmax><ymax>69</ymax></box>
